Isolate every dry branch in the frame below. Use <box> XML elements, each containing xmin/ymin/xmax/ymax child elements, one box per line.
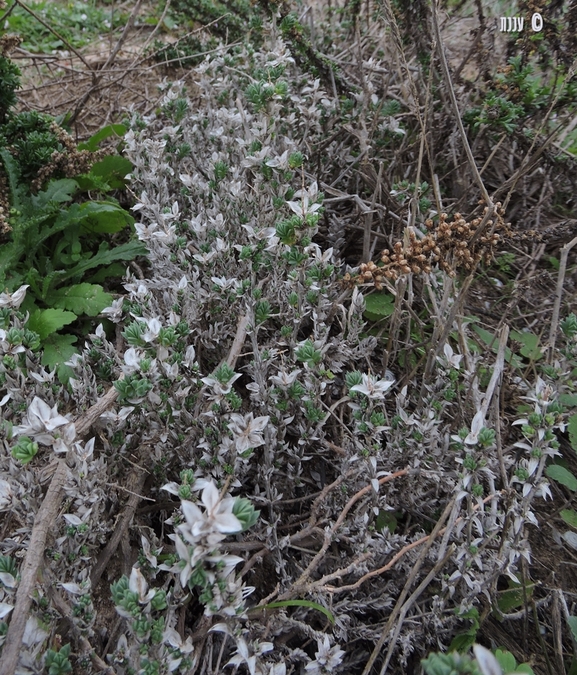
<box><xmin>0</xmin><ymin>385</ymin><xmax>120</xmax><ymax>675</ymax></box>
<box><xmin>361</xmin><ymin>499</ymin><xmax>455</xmax><ymax>675</ymax></box>
<box><xmin>548</xmin><ymin>236</ymin><xmax>577</xmax><ymax>361</ymax></box>
<box><xmin>0</xmin><ymin>460</ymin><xmax>68</xmax><ymax>675</ymax></box>
<box><xmin>279</xmin><ymin>469</ymin><xmax>411</xmax><ymax>599</ymax></box>
<box><xmin>90</xmin><ymin>463</ymin><xmax>147</xmax><ymax>588</ymax></box>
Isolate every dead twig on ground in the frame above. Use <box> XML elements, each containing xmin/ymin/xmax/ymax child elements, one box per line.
<box><xmin>279</xmin><ymin>469</ymin><xmax>411</xmax><ymax>598</ymax></box>
<box><xmin>361</xmin><ymin>499</ymin><xmax>455</xmax><ymax>675</ymax></box>
<box><xmin>69</xmin><ymin>0</ymin><xmax>142</xmax><ymax>124</ymax></box>
<box><xmin>0</xmin><ymin>383</ymin><xmax>121</xmax><ymax>675</ymax></box>
<box><xmin>13</xmin><ymin>0</ymin><xmax>91</xmax><ymax>69</ymax></box>
<box><xmin>548</xmin><ymin>236</ymin><xmax>577</xmax><ymax>362</ymax></box>
<box><xmin>0</xmin><ymin>461</ymin><xmax>68</xmax><ymax>675</ymax></box>
<box><xmin>90</xmin><ymin>460</ymin><xmax>148</xmax><ymax>587</ymax></box>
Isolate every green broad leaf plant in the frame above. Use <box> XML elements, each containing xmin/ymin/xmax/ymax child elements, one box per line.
<box><xmin>0</xmin><ymin>42</ymin><xmax>147</xmax><ymax>382</ymax></box>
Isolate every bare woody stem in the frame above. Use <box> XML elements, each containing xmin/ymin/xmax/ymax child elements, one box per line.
<box><xmin>0</xmin><ymin>384</ymin><xmax>120</xmax><ymax>675</ymax></box>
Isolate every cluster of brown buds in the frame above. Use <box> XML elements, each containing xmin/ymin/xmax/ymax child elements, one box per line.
<box><xmin>0</xmin><ymin>173</ymin><xmax>9</xmax><ymax>242</ymax></box>
<box><xmin>31</xmin><ymin>123</ymin><xmax>107</xmax><ymax>192</ymax></box>
<box><xmin>343</xmin><ymin>205</ymin><xmax>507</xmax><ymax>288</ymax></box>
<box><xmin>0</xmin><ymin>33</ymin><xmax>21</xmax><ymax>57</ymax></box>
<box><xmin>494</xmin><ymin>64</ymin><xmax>524</xmax><ymax>103</ymax></box>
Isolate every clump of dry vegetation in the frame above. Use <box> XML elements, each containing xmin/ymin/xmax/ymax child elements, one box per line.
<box><xmin>2</xmin><ymin>1</ymin><xmax>577</xmax><ymax>674</ymax></box>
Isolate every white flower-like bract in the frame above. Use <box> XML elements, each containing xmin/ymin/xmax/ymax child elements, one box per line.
<box><xmin>0</xmin><ymin>284</ymin><xmax>29</xmax><ymax>309</ymax></box>
<box><xmin>0</xmin><ymin>329</ymin><xmax>26</xmax><ymax>356</ymax></box>
<box><xmin>122</xmin><ymin>347</ymin><xmax>145</xmax><ymax>375</ymax></box>
<box><xmin>287</xmin><ymin>181</ymin><xmax>322</xmax><ymax>219</ymax></box>
<box><xmin>201</xmin><ymin>372</ymin><xmax>242</xmax><ymax>398</ymax></box>
<box><xmin>228</xmin><ymin>412</ymin><xmax>269</xmax><ymax>453</ymax></box>
<box><xmin>177</xmin><ymin>481</ymin><xmax>242</xmax><ymax>549</ymax></box>
<box><xmin>304</xmin><ymin>636</ymin><xmax>345</xmax><ymax>673</ymax></box>
<box><xmin>169</xmin><ymin>482</ymin><xmax>244</xmax><ymax>589</ymax></box>
<box><xmin>210</xmin><ymin>626</ymin><xmax>273</xmax><ymax>675</ymax></box>
<box><xmin>0</xmin><ymin>479</ymin><xmax>13</xmax><ymax>510</ymax></box>
<box><xmin>13</xmin><ymin>396</ymin><xmax>75</xmax><ymax>446</ymax></box>
<box><xmin>440</xmin><ymin>342</ymin><xmax>462</xmax><ymax>369</ymax></box>
<box><xmin>128</xmin><ymin>566</ymin><xmax>156</xmax><ymax>605</ymax></box>
<box><xmin>137</xmin><ymin>316</ymin><xmax>163</xmax><ymax>343</ymax></box>
<box><xmin>350</xmin><ymin>373</ymin><xmax>394</xmax><ymax>399</ymax></box>
<box><xmin>269</xmin><ymin>369</ymin><xmax>301</xmax><ymax>387</ymax></box>
<box><xmin>100</xmin><ymin>297</ymin><xmax>124</xmax><ymax>322</ymax></box>
<box><xmin>464</xmin><ymin>410</ymin><xmax>485</xmax><ymax>446</ymax></box>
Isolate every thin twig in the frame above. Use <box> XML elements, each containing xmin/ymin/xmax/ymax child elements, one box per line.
<box><xmin>325</xmin><ymin>491</ymin><xmax>500</xmax><ymax>595</ymax></box>
<box><xmin>378</xmin><ymin>546</ymin><xmax>456</xmax><ymax>675</ymax></box>
<box><xmin>127</xmin><ymin>0</ymin><xmax>171</xmax><ymax>69</ymax></box>
<box><xmin>480</xmin><ymin>324</ymin><xmax>509</xmax><ymax>419</ymax></box>
<box><xmin>69</xmin><ymin>0</ymin><xmax>143</xmax><ymax>123</ymax></box>
<box><xmin>361</xmin><ymin>500</ymin><xmax>455</xmax><ymax>675</ymax></box>
<box><xmin>75</xmin><ymin>380</ymin><xmax>121</xmax><ymax>437</ymax></box>
<box><xmin>90</xmin><ymin>462</ymin><xmax>148</xmax><ymax>587</ymax></box>
<box><xmin>430</xmin><ymin>0</ymin><xmax>492</xmax><ymax>208</ymax></box>
<box><xmin>0</xmin><ymin>461</ymin><xmax>68</xmax><ymax>675</ymax></box>
<box><xmin>281</xmin><ymin>469</ymin><xmax>410</xmax><ymax>597</ymax></box>
<box><xmin>102</xmin><ymin>0</ymin><xmax>143</xmax><ymax>72</ymax></box>
<box><xmin>0</xmin><ymin>383</ymin><xmax>121</xmax><ymax>675</ymax></box>
<box><xmin>558</xmin><ymin>589</ymin><xmax>577</xmax><ymax>653</ymax></box>
<box><xmin>226</xmin><ymin>314</ymin><xmax>250</xmax><ymax>368</ymax></box>
<box><xmin>548</xmin><ymin>236</ymin><xmax>577</xmax><ymax>362</ymax></box>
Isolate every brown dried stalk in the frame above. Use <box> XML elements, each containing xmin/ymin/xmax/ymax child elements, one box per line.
<box><xmin>90</xmin><ymin>463</ymin><xmax>147</xmax><ymax>588</ymax></box>
<box><xmin>0</xmin><ymin>460</ymin><xmax>68</xmax><ymax>675</ymax></box>
<box><xmin>548</xmin><ymin>235</ymin><xmax>577</xmax><ymax>362</ymax></box>
<box><xmin>278</xmin><ymin>468</ymin><xmax>410</xmax><ymax>599</ymax></box>
<box><xmin>323</xmin><ymin>491</ymin><xmax>501</xmax><ymax>595</ymax></box>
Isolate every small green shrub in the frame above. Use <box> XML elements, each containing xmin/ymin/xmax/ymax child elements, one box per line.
<box><xmin>0</xmin><ymin>38</ymin><xmax>146</xmax><ymax>382</ymax></box>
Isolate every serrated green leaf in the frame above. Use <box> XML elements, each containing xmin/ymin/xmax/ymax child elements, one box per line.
<box><xmin>40</xmin><ymin>333</ymin><xmax>78</xmax><ymax>370</ymax></box>
<box><xmin>90</xmin><ymin>155</ymin><xmax>133</xmax><ymax>189</ymax></box>
<box><xmin>26</xmin><ymin>308</ymin><xmax>77</xmax><ymax>340</ymax></box>
<box><xmin>45</xmin><ymin>283</ymin><xmax>113</xmax><ymax>317</ymax></box>
<box><xmin>363</xmin><ymin>292</ymin><xmax>395</xmax><ymax>322</ymax></box>
<box><xmin>561</xmin><ymin>509</ymin><xmax>577</xmax><ymax>528</ymax></box>
<box><xmin>546</xmin><ymin>464</ymin><xmax>577</xmax><ymax>491</ymax></box>
<box><xmin>510</xmin><ymin>330</ymin><xmax>543</xmax><ymax>361</ymax></box>
<box><xmin>78</xmin><ymin>124</ymin><xmax>127</xmax><ymax>152</ymax></box>
<box><xmin>32</xmin><ymin>178</ymin><xmax>78</xmax><ymax>207</ymax></box>
<box><xmin>77</xmin><ymin>201</ymin><xmax>134</xmax><ymax>234</ymax></box>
